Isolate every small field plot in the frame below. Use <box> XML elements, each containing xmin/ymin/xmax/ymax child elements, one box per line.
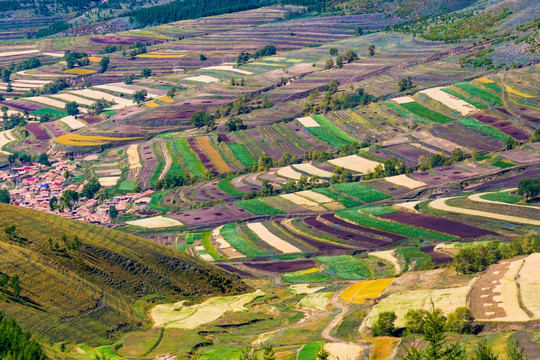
<box><xmin>519</xmin><ymin>253</ymin><xmax>540</xmax><ymax>318</ymax></box>
<box><xmin>151</xmin><ymin>289</ymin><xmax>264</xmax><ymax>329</ymax></box>
<box><xmin>246</xmin><ymin>222</ymin><xmax>301</xmax><ymax>254</ymax></box>
<box><xmin>298</xmin><ymin>342</ymin><xmax>323</xmax><ymax>360</ymax></box>
<box><xmin>420</xmin><ymin>87</ymin><xmax>477</xmax><ymax>116</ymax></box>
<box><xmin>59</xmin><ymin>116</ymin><xmax>86</xmax><ymax>130</ymax></box>
<box><xmin>126</xmin><ymin>216</ymin><xmax>183</xmax><ymax>229</ymax></box>
<box><xmin>385</xmin><ymin>175</ymin><xmax>426</xmax><ymax>189</ymax></box>
<box><xmin>363</xmin><ymin>279</ymin><xmax>476</xmax><ymax>328</ymax></box>
<box><xmin>340</xmin><ymin>278</ymin><xmax>396</xmax><ymax>303</ymax></box>
<box><xmin>329</xmin><ymin>155</ymin><xmax>382</xmax><ymax>174</ymax></box>
<box><xmin>399</xmin><ymin>101</ymin><xmax>455</xmax><ymax>123</ymax></box>
<box><xmin>332</xmin><ymin>183</ymin><xmax>389</xmax><ymax>203</ymax></box>
<box><xmin>324</xmin><ymin>343</ymin><xmax>363</xmax><ymax>360</ymax></box>
<box><xmin>234</xmin><ymin>198</ymin><xmax>286</xmax><ymax>215</ymax></box>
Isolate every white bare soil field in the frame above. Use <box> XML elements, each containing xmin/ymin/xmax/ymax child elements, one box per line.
<box><xmin>59</xmin><ymin>116</ymin><xmax>86</xmax><ymax>130</ymax></box>
<box><xmin>69</xmin><ymin>89</ymin><xmax>135</xmax><ymax>109</ymax></box>
<box><xmin>328</xmin><ymin>155</ymin><xmax>382</xmax><ymax>174</ymax></box>
<box><xmin>324</xmin><ymin>343</ymin><xmax>363</xmax><ymax>360</ymax></box>
<box><xmin>277</xmin><ymin>165</ymin><xmax>303</xmax><ymax>180</ymax></box>
<box><xmin>26</xmin><ymin>96</ymin><xmax>67</xmax><ymax>109</ymax></box>
<box><xmin>490</xmin><ymin>259</ymin><xmax>530</xmax><ymax>322</ymax></box>
<box><xmin>126</xmin><ymin>216</ymin><xmax>183</xmax><ymax>229</ymax></box>
<box><xmin>293</xmin><ymin>163</ymin><xmax>333</xmax><ymax>178</ymax></box>
<box><xmin>184</xmin><ymin>75</ymin><xmax>220</xmax><ymax>83</ymax></box>
<box><xmin>280</xmin><ymin>193</ymin><xmax>321</xmax><ymax>208</ymax></box>
<box><xmin>296</xmin><ymin>190</ymin><xmax>333</xmax><ymax>204</ymax></box>
<box><xmin>200</xmin><ymin>65</ymin><xmax>253</xmax><ymax>75</ymax></box>
<box><xmin>429</xmin><ymin>198</ymin><xmax>540</xmax><ymax>226</ymax></box>
<box><xmin>385</xmin><ymin>174</ymin><xmax>426</xmax><ymax>189</ymax></box>
<box><xmin>297</xmin><ymin>116</ymin><xmax>320</xmax><ymax>127</ymax></box>
<box><xmin>0</xmin><ymin>49</ymin><xmax>39</xmax><ymax>57</ymax></box>
<box><xmin>392</xmin><ymin>96</ymin><xmax>415</xmax><ymax>104</ymax></box>
<box><xmin>50</xmin><ymin>93</ymin><xmax>95</xmax><ymax>106</ymax></box>
<box><xmin>420</xmin><ymin>87</ymin><xmax>476</xmax><ymax>116</ymax></box>
<box><xmin>246</xmin><ymin>222</ymin><xmax>301</xmax><ymax>254</ymax></box>
<box><xmin>127</xmin><ymin>144</ymin><xmax>142</xmax><ymax>177</ymax></box>
<box><xmin>151</xmin><ymin>289</ymin><xmax>264</xmax><ymax>329</ymax></box>
<box><xmin>0</xmin><ymin>129</ymin><xmax>15</xmax><ymax>155</ymax></box>
<box><xmin>393</xmin><ymin>200</ymin><xmax>422</xmax><ymax>212</ymax></box>
<box><xmin>98</xmin><ymin>176</ymin><xmax>121</xmax><ymax>187</ymax></box>
<box><xmin>519</xmin><ymin>253</ymin><xmax>540</xmax><ymax>318</ymax></box>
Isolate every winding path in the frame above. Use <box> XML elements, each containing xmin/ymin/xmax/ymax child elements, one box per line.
<box><xmin>322</xmin><ymin>288</ymin><xmax>348</xmax><ymax>343</ymax></box>
<box><xmin>158</xmin><ymin>141</ymin><xmax>172</xmax><ymax>181</ymax></box>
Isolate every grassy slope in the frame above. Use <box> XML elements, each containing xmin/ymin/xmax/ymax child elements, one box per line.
<box><xmin>0</xmin><ymin>204</ymin><xmax>248</xmax><ymax>345</ymax></box>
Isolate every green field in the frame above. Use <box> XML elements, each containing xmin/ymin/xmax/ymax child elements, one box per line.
<box><xmin>457</xmin><ymin>117</ymin><xmax>508</xmax><ymax>141</ymax></box>
<box><xmin>455</xmin><ymin>82</ymin><xmax>503</xmax><ymax>105</ymax></box>
<box><xmin>384</xmin><ymin>101</ymin><xmax>433</xmax><ymax>125</ymax></box>
<box><xmin>312</xmin><ymin>114</ymin><xmax>358</xmax><ymax>143</ymax></box>
<box><xmin>332</xmin><ymin>183</ymin><xmax>390</xmax><ymax>203</ymax></box>
<box><xmin>312</xmin><ymin>187</ymin><xmax>363</xmax><ymax>208</ymax></box>
<box><xmin>30</xmin><ymin>107</ymin><xmax>67</xmax><ymax>117</ymax></box>
<box><xmin>173</xmin><ymin>139</ymin><xmax>206</xmax><ymax>177</ymax></box>
<box><xmin>234</xmin><ymin>198</ymin><xmax>286</xmax><ymax>215</ymax></box>
<box><xmin>400</xmin><ymin>101</ymin><xmax>455</xmax><ymax>123</ymax></box>
<box><xmin>220</xmin><ymin>224</ymin><xmax>268</xmax><ymax>257</ymax></box>
<box><xmin>298</xmin><ymin>342</ymin><xmax>323</xmax><ymax>360</ymax></box>
<box><xmin>360</xmin><ymin>206</ymin><xmax>399</xmax><ymax>216</ymax></box>
<box><xmin>491</xmin><ymin>160</ymin><xmax>515</xmax><ymax>169</ymax></box>
<box><xmin>317</xmin><ymin>255</ymin><xmax>371</xmax><ymax>280</ymax></box>
<box><xmin>201</xmin><ymin>231</ymin><xmax>222</xmax><ymax>260</ymax></box>
<box><xmin>307</xmin><ymin>127</ymin><xmax>349</xmax><ymax>147</ymax></box>
<box><xmin>118</xmin><ymin>180</ymin><xmax>137</xmax><ymax>191</ymax></box>
<box><xmin>442</xmin><ymin>88</ymin><xmax>488</xmax><ymax>109</ymax></box>
<box><xmin>480</xmin><ymin>191</ymin><xmax>522</xmax><ymax>204</ymax></box>
<box><xmin>337</xmin><ymin>209</ymin><xmax>453</xmax><ymax>240</ymax></box>
<box><xmin>227</xmin><ymin>143</ymin><xmax>256</xmax><ymax>167</ymax></box>
<box><xmin>282</xmin><ymin>271</ymin><xmax>333</xmax><ymax>284</ymax></box>
<box><xmin>218</xmin><ymin>177</ymin><xmax>244</xmax><ymax>196</ymax></box>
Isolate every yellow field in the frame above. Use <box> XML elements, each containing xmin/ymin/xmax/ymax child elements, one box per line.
<box><xmin>196</xmin><ymin>136</ymin><xmax>231</xmax><ymax>173</ymax></box>
<box><xmin>158</xmin><ymin>95</ymin><xmax>174</xmax><ymax>103</ymax></box>
<box><xmin>88</xmin><ymin>56</ymin><xmax>102</xmax><ymax>63</ymax></box>
<box><xmin>304</xmin><ymin>267</ymin><xmax>320</xmax><ymax>274</ymax></box>
<box><xmin>340</xmin><ymin>278</ymin><xmax>395</xmax><ymax>303</ymax></box>
<box><xmin>55</xmin><ymin>134</ymin><xmax>141</xmax><ymax>146</ymax></box>
<box><xmin>145</xmin><ymin>101</ymin><xmax>159</xmax><ymax>108</ymax></box>
<box><xmin>504</xmin><ymin>84</ymin><xmax>534</xmax><ymax>98</ymax></box>
<box><xmin>365</xmin><ymin>337</ymin><xmax>400</xmax><ymax>360</ymax></box>
<box><xmin>476</xmin><ymin>77</ymin><xmax>495</xmax><ymax>83</ymax></box>
<box><xmin>63</xmin><ymin>68</ymin><xmax>97</xmax><ymax>75</ymax></box>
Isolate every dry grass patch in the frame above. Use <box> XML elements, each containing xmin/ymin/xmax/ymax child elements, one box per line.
<box><xmin>126</xmin><ymin>216</ymin><xmax>183</xmax><ymax>229</ymax></box>
<box><xmin>324</xmin><ymin>343</ymin><xmax>363</xmax><ymax>360</ymax></box>
<box><xmin>385</xmin><ymin>175</ymin><xmax>426</xmax><ymax>189</ymax></box>
<box><xmin>55</xmin><ymin>134</ymin><xmax>140</xmax><ymax>146</ymax></box>
<box><xmin>184</xmin><ymin>75</ymin><xmax>219</xmax><ymax>83</ymax></box>
<box><xmin>519</xmin><ymin>253</ymin><xmax>540</xmax><ymax>318</ymax></box>
<box><xmin>297</xmin><ymin>116</ymin><xmax>320</xmax><ymax>127</ymax></box>
<box><xmin>420</xmin><ymin>87</ymin><xmax>476</xmax><ymax>115</ymax></box>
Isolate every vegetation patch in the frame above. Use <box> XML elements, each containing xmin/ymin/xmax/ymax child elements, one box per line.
<box><xmin>316</xmin><ymin>255</ymin><xmax>371</xmax><ymax>280</ymax></box>
<box><xmin>312</xmin><ymin>114</ymin><xmax>358</xmax><ymax>143</ymax></box>
<box><xmin>455</xmin><ymin>82</ymin><xmax>503</xmax><ymax>105</ymax></box>
<box><xmin>298</xmin><ymin>341</ymin><xmax>323</xmax><ymax>360</ymax></box>
<box><xmin>480</xmin><ymin>191</ymin><xmax>522</xmax><ymax>204</ymax></box>
<box><xmin>234</xmin><ymin>198</ymin><xmax>286</xmax><ymax>215</ymax></box>
<box><xmin>220</xmin><ymin>224</ymin><xmax>267</xmax><ymax>257</ymax></box>
<box><xmin>218</xmin><ymin>177</ymin><xmax>243</xmax><ymax>196</ymax></box>
<box><xmin>227</xmin><ymin>143</ymin><xmax>255</xmax><ymax>166</ymax></box>
<box><xmin>457</xmin><ymin>117</ymin><xmax>508</xmax><ymax>141</ymax></box>
<box><xmin>332</xmin><ymin>183</ymin><xmax>390</xmax><ymax>203</ymax></box>
<box><xmin>173</xmin><ymin>139</ymin><xmax>205</xmax><ymax>177</ymax></box>
<box><xmin>400</xmin><ymin>102</ymin><xmax>455</xmax><ymax>123</ymax></box>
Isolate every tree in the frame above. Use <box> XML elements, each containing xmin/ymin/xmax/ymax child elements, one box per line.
<box><xmin>49</xmin><ymin>196</ymin><xmax>58</xmax><ymax>211</ymax></box>
<box><xmin>316</xmin><ymin>348</ymin><xmax>330</xmax><ymax>360</ymax></box>
<box><xmin>451</xmin><ymin>148</ymin><xmax>466</xmax><ymax>163</ymax></box>
<box><xmin>368</xmin><ymin>44</ymin><xmax>375</xmax><ymax>56</ymax></box>
<box><xmin>133</xmin><ymin>90</ymin><xmax>147</xmax><ymax>104</ymax></box>
<box><xmin>445</xmin><ymin>307</ymin><xmax>473</xmax><ymax>334</ymax></box>
<box><xmin>236</xmin><ymin>50</ymin><xmax>251</xmax><ymax>65</ymax></box>
<box><xmin>141</xmin><ymin>68</ymin><xmax>153</xmax><ymax>78</ymax></box>
<box><xmin>109</xmin><ymin>205</ymin><xmax>118</xmax><ymax>219</ymax></box>
<box><xmin>324</xmin><ymin>58</ymin><xmax>334</xmax><ymax>69</ymax></box>
<box><xmin>190</xmin><ymin>111</ymin><xmax>212</xmax><ymax>128</ymax></box>
<box><xmin>326</xmin><ymin>79</ymin><xmax>340</xmax><ymax>95</ymax></box>
<box><xmin>372</xmin><ymin>311</ymin><xmax>396</xmax><ymax>336</ymax></box>
<box><xmin>99</xmin><ymin>56</ymin><xmax>109</xmax><ymax>73</ymax></box>
<box><xmin>0</xmin><ymin>68</ymin><xmax>11</xmax><ymax>82</ymax></box>
<box><xmin>506</xmin><ymin>339</ymin><xmax>530</xmax><ymax>360</ymax></box>
<box><xmin>0</xmin><ymin>274</ymin><xmax>8</xmax><ymax>288</ymax></box>
<box><xmin>355</xmin><ymin>27</ymin><xmax>364</xmax><ymax>36</ymax></box>
<box><xmin>335</xmin><ymin>54</ymin><xmax>343</xmax><ymax>68</ymax></box>
<box><xmin>80</xmin><ymin>178</ymin><xmax>101</xmax><ymax>199</ymax></box>
<box><xmin>471</xmin><ymin>340</ymin><xmax>498</xmax><ymax>360</ymax></box>
<box><xmin>405</xmin><ymin>309</ymin><xmax>428</xmax><ymax>335</ymax></box>
<box><xmin>225</xmin><ymin>117</ymin><xmax>245</xmax><ymax>132</ymax></box>
<box><xmin>530</xmin><ymin>129</ymin><xmax>540</xmax><ymax>143</ymax></box>
<box><xmin>262</xmin><ymin>95</ymin><xmax>272</xmax><ymax>108</ymax></box>
<box><xmin>200</xmin><ymin>54</ymin><xmax>207</xmax><ymax>61</ymax></box>
<box><xmin>38</xmin><ymin>153</ymin><xmax>50</xmax><ymax>166</ymax></box>
<box><xmin>517</xmin><ymin>178</ymin><xmax>540</xmax><ymax>200</ymax></box>
<box><xmin>423</xmin><ymin>307</ymin><xmax>448</xmax><ymax>359</ymax></box>
<box><xmin>65</xmin><ymin>101</ymin><xmax>79</xmax><ymax>116</ymax></box>
<box><xmin>60</xmin><ymin>190</ymin><xmax>79</xmax><ymax>210</ymax></box>
<box><xmin>399</xmin><ymin>77</ymin><xmax>414</xmax><ymax>91</ymax></box>
<box><xmin>260</xmin><ymin>180</ymin><xmax>275</xmax><ymax>197</ymax></box>
<box><xmin>506</xmin><ymin>136</ymin><xmax>516</xmax><ymax>150</ymax></box>
<box><xmin>123</xmin><ymin>74</ymin><xmax>136</xmax><ymax>84</ymax></box>
<box><xmin>10</xmin><ymin>274</ymin><xmax>21</xmax><ymax>299</ymax></box>
<box><xmin>329</xmin><ymin>48</ymin><xmax>339</xmax><ymax>56</ymax></box>
<box><xmin>167</xmin><ymin>87</ymin><xmax>176</xmax><ymax>98</ymax></box>
<box><xmin>240</xmin><ymin>346</ymin><xmax>254</xmax><ymax>360</ymax></box>
<box><xmin>262</xmin><ymin>345</ymin><xmax>276</xmax><ymax>360</ymax></box>
<box><xmin>0</xmin><ymin>189</ymin><xmax>9</xmax><ymax>204</ymax></box>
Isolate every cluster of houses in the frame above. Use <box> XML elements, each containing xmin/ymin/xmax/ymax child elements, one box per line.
<box><xmin>1</xmin><ymin>160</ymin><xmax>153</xmax><ymax>224</ymax></box>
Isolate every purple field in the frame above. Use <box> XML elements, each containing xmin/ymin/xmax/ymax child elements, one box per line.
<box><xmin>1</xmin><ymin>100</ymin><xmax>42</xmax><ymax>111</ymax></box>
<box><xmin>304</xmin><ymin>216</ymin><xmax>387</xmax><ymax>248</ymax></box>
<box><xmin>245</xmin><ymin>260</ymin><xmax>316</xmax><ymax>273</ymax></box>
<box><xmin>276</xmin><ymin>222</ymin><xmax>351</xmax><ymax>254</ymax></box>
<box><xmin>471</xmin><ymin>113</ymin><xmax>529</xmax><ymax>141</ymax></box>
<box><xmin>432</xmin><ymin>123</ymin><xmax>504</xmax><ymax>152</ymax></box>
<box><xmin>217</xmin><ymin>264</ymin><xmax>254</xmax><ymax>277</ymax></box>
<box><xmin>421</xmin><ymin>246</ymin><xmax>453</xmax><ymax>265</ymax></box>
<box><xmin>380</xmin><ymin>212</ymin><xmax>498</xmax><ymax>238</ymax></box>
<box><xmin>26</xmin><ymin>123</ymin><xmax>50</xmax><ymax>141</ymax></box>
<box><xmin>319</xmin><ymin>214</ymin><xmax>405</xmax><ymax>242</ymax></box>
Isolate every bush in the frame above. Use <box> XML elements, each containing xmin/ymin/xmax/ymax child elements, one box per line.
<box><xmin>372</xmin><ymin>311</ymin><xmax>396</xmax><ymax>336</ymax></box>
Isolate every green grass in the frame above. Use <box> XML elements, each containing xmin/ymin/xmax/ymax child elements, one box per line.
<box><xmin>317</xmin><ymin>255</ymin><xmax>371</xmax><ymax>280</ymax></box>
<box><xmin>442</xmin><ymin>88</ymin><xmax>487</xmax><ymax>109</ymax></box>
<box><xmin>234</xmin><ymin>198</ymin><xmax>286</xmax><ymax>215</ymax></box>
<box><xmin>384</xmin><ymin>101</ymin><xmax>433</xmax><ymax>125</ymax></box>
<box><xmin>312</xmin><ymin>114</ymin><xmax>358</xmax><ymax>143</ymax></box>
<box><xmin>491</xmin><ymin>160</ymin><xmax>515</xmax><ymax>169</ymax></box>
<box><xmin>173</xmin><ymin>139</ymin><xmax>205</xmax><ymax>177</ymax></box>
<box><xmin>30</xmin><ymin>107</ymin><xmax>67</xmax><ymax>117</ymax></box>
<box><xmin>200</xmin><ymin>346</ymin><xmax>243</xmax><ymax>360</ymax></box>
<box><xmin>480</xmin><ymin>82</ymin><xmax>502</xmax><ymax>93</ymax></box>
<box><xmin>149</xmin><ymin>192</ymin><xmax>169</xmax><ymax>212</ymax></box>
<box><xmin>201</xmin><ymin>231</ymin><xmax>222</xmax><ymax>260</ymax></box>
<box><xmin>166</xmin><ymin>141</ymin><xmax>185</xmax><ymax>177</ymax></box>
<box><xmin>337</xmin><ymin>209</ymin><xmax>453</xmax><ymax>240</ymax></box>
<box><xmin>332</xmin><ymin>183</ymin><xmax>390</xmax><ymax>203</ymax></box>
<box><xmin>185</xmin><ymin>232</ymin><xmax>202</xmax><ymax>245</ymax></box>
<box><xmin>311</xmin><ymin>187</ymin><xmax>362</xmax><ymax>208</ymax></box>
<box><xmin>95</xmin><ymin>346</ymin><xmax>123</xmax><ymax>360</ymax></box>
<box><xmin>298</xmin><ymin>342</ymin><xmax>323</xmax><ymax>360</ymax></box>
<box><xmin>218</xmin><ymin>177</ymin><xmax>244</xmax><ymax>196</ymax></box>
<box><xmin>118</xmin><ymin>180</ymin><xmax>137</xmax><ymax>191</ymax></box>
<box><xmin>480</xmin><ymin>191</ymin><xmax>522</xmax><ymax>204</ymax></box>
<box><xmin>360</xmin><ymin>206</ymin><xmax>399</xmax><ymax>216</ymax></box>
<box><xmin>307</xmin><ymin>127</ymin><xmax>348</xmax><ymax>147</ymax></box>
<box><xmin>395</xmin><ymin>247</ymin><xmax>432</xmax><ymax>271</ymax></box>
<box><xmin>282</xmin><ymin>271</ymin><xmax>333</xmax><ymax>284</ymax></box>
<box><xmin>400</xmin><ymin>101</ymin><xmax>455</xmax><ymax>123</ymax></box>
<box><xmin>458</xmin><ymin>117</ymin><xmax>508</xmax><ymax>141</ymax></box>
<box><xmin>227</xmin><ymin>143</ymin><xmax>255</xmax><ymax>167</ymax></box>
<box><xmin>220</xmin><ymin>224</ymin><xmax>268</xmax><ymax>257</ymax></box>
<box><xmin>150</xmin><ymin>161</ymin><xmax>164</xmax><ymax>186</ymax></box>
<box><xmin>455</xmin><ymin>82</ymin><xmax>503</xmax><ymax>106</ymax></box>
<box><xmin>475</xmin><ymin>155</ymin><xmax>491</xmax><ymax>161</ymax></box>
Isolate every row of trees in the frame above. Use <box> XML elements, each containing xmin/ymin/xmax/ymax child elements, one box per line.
<box><xmin>236</xmin><ymin>45</ymin><xmax>277</xmax><ymax>65</ymax></box>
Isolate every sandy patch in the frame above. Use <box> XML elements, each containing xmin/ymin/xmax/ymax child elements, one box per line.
<box><xmin>392</xmin><ymin>96</ymin><xmax>415</xmax><ymax>104</ymax></box>
<box><xmin>184</xmin><ymin>75</ymin><xmax>219</xmax><ymax>83</ymax></box>
<box><xmin>50</xmin><ymin>93</ymin><xmax>95</xmax><ymax>106</ymax></box>
<box><xmin>277</xmin><ymin>165</ymin><xmax>303</xmax><ymax>180</ymax></box>
<box><xmin>42</xmin><ymin>52</ymin><xmax>64</xmax><ymax>57</ymax></box>
<box><xmin>490</xmin><ymin>259</ymin><xmax>529</xmax><ymax>322</ymax></box>
<box><xmin>127</xmin><ymin>144</ymin><xmax>142</xmax><ymax>177</ymax></box>
<box><xmin>296</xmin><ymin>190</ymin><xmax>333</xmax><ymax>204</ymax></box>
<box><xmin>0</xmin><ymin>49</ymin><xmax>39</xmax><ymax>57</ymax></box>
<box><xmin>84</xmin><ymin>154</ymin><xmax>99</xmax><ymax>161</ymax></box>
<box><xmin>246</xmin><ymin>223</ymin><xmax>300</xmax><ymax>254</ymax></box>
<box><xmin>429</xmin><ymin>198</ymin><xmax>540</xmax><ymax>226</ymax></box>
<box><xmin>393</xmin><ymin>200</ymin><xmax>422</xmax><ymax>213</ymax></box>
<box><xmin>151</xmin><ymin>289</ymin><xmax>264</xmax><ymax>329</ymax></box>
<box><xmin>97</xmin><ymin>176</ymin><xmax>120</xmax><ymax>187</ymax></box>
<box><xmin>59</xmin><ymin>116</ymin><xmax>86</xmax><ymax>130</ymax></box>
<box><xmin>201</xmin><ymin>65</ymin><xmax>252</xmax><ymax>75</ymax></box>
<box><xmin>324</xmin><ymin>343</ymin><xmax>363</xmax><ymax>360</ymax></box>
<box><xmin>0</xmin><ymin>129</ymin><xmax>15</xmax><ymax>155</ymax></box>
<box><xmin>519</xmin><ymin>253</ymin><xmax>540</xmax><ymax>318</ymax></box>
<box><xmin>328</xmin><ymin>155</ymin><xmax>382</xmax><ymax>174</ymax></box>
<box><xmin>293</xmin><ymin>163</ymin><xmax>333</xmax><ymax>178</ymax></box>
<box><xmin>297</xmin><ymin>116</ymin><xmax>320</xmax><ymax>127</ymax></box>
<box><xmin>370</xmin><ymin>250</ymin><xmax>401</xmax><ymax>273</ymax></box>
<box><xmin>289</xmin><ymin>284</ymin><xmax>325</xmax><ymax>295</ymax></box>
<box><xmin>126</xmin><ymin>216</ymin><xmax>183</xmax><ymax>229</ymax></box>
<box><xmin>27</xmin><ymin>96</ymin><xmax>67</xmax><ymax>109</ymax></box>
<box><xmin>385</xmin><ymin>174</ymin><xmax>426</xmax><ymax>189</ymax></box>
<box><xmin>421</xmin><ymin>87</ymin><xmax>476</xmax><ymax>115</ymax></box>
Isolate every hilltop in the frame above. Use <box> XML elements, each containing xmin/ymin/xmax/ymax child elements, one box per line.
<box><xmin>0</xmin><ymin>203</ymin><xmax>249</xmax><ymax>345</ymax></box>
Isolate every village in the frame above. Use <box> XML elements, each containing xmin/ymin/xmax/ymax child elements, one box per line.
<box><xmin>0</xmin><ymin>159</ymin><xmax>153</xmax><ymax>225</ymax></box>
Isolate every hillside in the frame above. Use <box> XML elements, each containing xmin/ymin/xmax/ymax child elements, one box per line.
<box><xmin>0</xmin><ymin>203</ymin><xmax>249</xmax><ymax>345</ymax></box>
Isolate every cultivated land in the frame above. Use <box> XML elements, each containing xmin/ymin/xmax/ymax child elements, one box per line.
<box><xmin>0</xmin><ymin>0</ymin><xmax>539</xmax><ymax>358</ymax></box>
